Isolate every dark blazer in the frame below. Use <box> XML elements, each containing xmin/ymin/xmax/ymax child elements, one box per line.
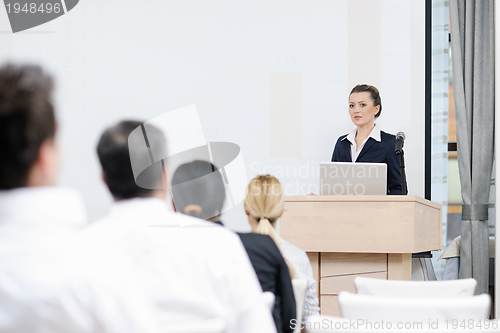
<box><xmin>331</xmin><ymin>130</ymin><xmax>407</xmax><ymax>195</ymax></box>
<box><xmin>238</xmin><ymin>233</ymin><xmax>296</xmax><ymax>333</ymax></box>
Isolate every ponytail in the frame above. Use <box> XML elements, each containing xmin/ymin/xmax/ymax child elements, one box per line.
<box><xmin>256</xmin><ymin>217</ymin><xmax>296</xmax><ymax>279</ymax></box>
<box><xmin>244</xmin><ymin>175</ymin><xmax>296</xmax><ymax>279</ymax></box>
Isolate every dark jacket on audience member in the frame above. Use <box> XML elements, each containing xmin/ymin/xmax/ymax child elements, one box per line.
<box><xmin>237</xmin><ymin>232</ymin><xmax>296</xmax><ymax>333</ymax></box>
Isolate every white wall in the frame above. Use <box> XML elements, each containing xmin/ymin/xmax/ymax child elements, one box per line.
<box><xmin>0</xmin><ymin>0</ymin><xmax>426</xmax><ymax>231</ymax></box>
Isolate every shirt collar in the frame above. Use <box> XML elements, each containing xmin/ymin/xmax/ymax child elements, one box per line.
<box><xmin>109</xmin><ymin>197</ymin><xmax>169</xmax><ymax>216</ymax></box>
<box><xmin>0</xmin><ymin>187</ymin><xmax>86</xmax><ymax>230</ymax></box>
<box><xmin>107</xmin><ymin>197</ymin><xmax>214</xmax><ymax>228</ymax></box>
<box><xmin>342</xmin><ymin>124</ymin><xmax>381</xmax><ymax>144</ymax></box>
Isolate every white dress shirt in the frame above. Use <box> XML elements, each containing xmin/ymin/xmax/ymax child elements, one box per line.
<box><xmin>343</xmin><ymin>124</ymin><xmax>382</xmax><ymax>162</ymax></box>
<box><xmin>82</xmin><ymin>198</ymin><xmax>277</xmax><ymax>333</ymax></box>
<box><xmin>281</xmin><ymin>239</ymin><xmax>320</xmax><ymax>322</ymax></box>
<box><xmin>0</xmin><ymin>187</ymin><xmax>159</xmax><ymax>333</ymax></box>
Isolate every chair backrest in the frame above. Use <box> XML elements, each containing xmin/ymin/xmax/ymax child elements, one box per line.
<box><xmin>292</xmin><ymin>279</ymin><xmax>308</xmax><ymax>333</ymax></box>
<box><xmin>338</xmin><ymin>291</ymin><xmax>490</xmax><ymax>321</ymax></box>
<box><xmin>262</xmin><ymin>291</ymin><xmax>276</xmax><ymax>311</ymax></box>
<box><xmin>354</xmin><ymin>277</ymin><xmax>477</xmax><ymax>298</ymax></box>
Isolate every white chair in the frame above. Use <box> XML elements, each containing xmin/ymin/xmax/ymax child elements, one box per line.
<box><xmin>338</xmin><ymin>291</ymin><xmax>490</xmax><ymax>321</ymax></box>
<box><xmin>262</xmin><ymin>291</ymin><xmax>275</xmax><ymax>311</ymax></box>
<box><xmin>165</xmin><ymin>318</ymin><xmax>226</xmax><ymax>333</ymax></box>
<box><xmin>306</xmin><ymin>314</ymin><xmax>500</xmax><ymax>332</ymax></box>
<box><xmin>354</xmin><ymin>277</ymin><xmax>477</xmax><ymax>298</ymax></box>
<box><xmin>292</xmin><ymin>279</ymin><xmax>307</xmax><ymax>333</ymax></box>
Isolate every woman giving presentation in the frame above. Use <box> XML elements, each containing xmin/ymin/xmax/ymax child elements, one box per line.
<box><xmin>331</xmin><ymin>84</ymin><xmax>406</xmax><ymax>195</ymax></box>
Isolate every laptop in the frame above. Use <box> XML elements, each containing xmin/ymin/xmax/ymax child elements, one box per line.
<box><xmin>319</xmin><ymin>162</ymin><xmax>387</xmax><ymax>195</ymax></box>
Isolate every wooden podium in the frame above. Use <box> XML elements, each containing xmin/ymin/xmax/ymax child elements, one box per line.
<box><xmin>279</xmin><ymin>195</ymin><xmax>442</xmax><ymax>316</ymax></box>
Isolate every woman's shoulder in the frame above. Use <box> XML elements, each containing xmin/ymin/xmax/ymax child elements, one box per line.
<box><xmin>380</xmin><ymin>130</ymin><xmax>397</xmax><ymax>142</ymax></box>
<box><xmin>238</xmin><ymin>233</ymin><xmax>281</xmax><ymax>254</ymax></box>
<box><xmin>238</xmin><ymin>232</ymin><xmax>272</xmax><ymax>243</ymax></box>
<box><xmin>281</xmin><ymin>239</ymin><xmax>308</xmax><ymax>261</ymax></box>
<box><xmin>335</xmin><ymin>134</ymin><xmax>349</xmax><ymax>144</ymax></box>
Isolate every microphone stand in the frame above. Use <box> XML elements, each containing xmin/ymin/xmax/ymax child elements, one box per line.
<box><xmin>396</xmin><ymin>149</ymin><xmax>407</xmax><ymax>195</ymax></box>
<box><xmin>396</xmin><ymin>147</ymin><xmax>430</xmax><ymax>260</ymax></box>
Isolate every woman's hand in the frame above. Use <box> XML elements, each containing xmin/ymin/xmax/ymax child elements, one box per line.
<box><xmin>307</xmin><ymin>192</ymin><xmax>318</xmax><ymax>196</ymax></box>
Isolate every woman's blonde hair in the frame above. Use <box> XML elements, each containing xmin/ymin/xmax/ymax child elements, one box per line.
<box><xmin>244</xmin><ymin>175</ymin><xmax>295</xmax><ymax>279</ymax></box>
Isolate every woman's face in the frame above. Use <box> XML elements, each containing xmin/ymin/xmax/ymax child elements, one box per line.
<box><xmin>348</xmin><ymin>92</ymin><xmax>380</xmax><ymax>127</ymax></box>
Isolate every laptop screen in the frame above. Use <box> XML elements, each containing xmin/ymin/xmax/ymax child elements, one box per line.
<box><xmin>319</xmin><ymin>162</ymin><xmax>387</xmax><ymax>195</ymax></box>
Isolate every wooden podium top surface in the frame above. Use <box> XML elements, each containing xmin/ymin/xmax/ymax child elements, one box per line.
<box><xmin>280</xmin><ymin>195</ymin><xmax>442</xmax><ymax>253</ymax></box>
<box><xmin>285</xmin><ymin>195</ymin><xmax>441</xmax><ymax>207</ymax></box>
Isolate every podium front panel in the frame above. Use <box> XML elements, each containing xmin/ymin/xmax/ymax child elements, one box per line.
<box><xmin>280</xmin><ymin>195</ymin><xmax>441</xmax><ymax>253</ymax></box>
<box><xmin>281</xmin><ymin>195</ymin><xmax>441</xmax><ymax>317</ymax></box>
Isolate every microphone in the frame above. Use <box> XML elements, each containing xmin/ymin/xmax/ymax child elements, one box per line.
<box><xmin>395</xmin><ymin>132</ymin><xmax>405</xmax><ymax>155</ymax></box>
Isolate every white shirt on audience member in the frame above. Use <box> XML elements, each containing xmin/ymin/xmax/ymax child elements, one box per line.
<box><xmin>82</xmin><ymin>197</ymin><xmax>277</xmax><ymax>333</ymax></box>
<box><xmin>0</xmin><ymin>187</ymin><xmax>159</xmax><ymax>333</ymax></box>
<box><xmin>281</xmin><ymin>239</ymin><xmax>320</xmax><ymax>322</ymax></box>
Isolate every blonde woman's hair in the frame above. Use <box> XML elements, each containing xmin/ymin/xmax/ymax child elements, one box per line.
<box><xmin>244</xmin><ymin>175</ymin><xmax>296</xmax><ymax>279</ymax></box>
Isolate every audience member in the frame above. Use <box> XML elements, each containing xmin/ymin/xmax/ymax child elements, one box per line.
<box><xmin>83</xmin><ymin>122</ymin><xmax>276</xmax><ymax>333</ymax></box>
<box><xmin>171</xmin><ymin>160</ymin><xmax>296</xmax><ymax>333</ymax></box>
<box><xmin>245</xmin><ymin>175</ymin><xmax>320</xmax><ymax>322</ymax></box>
<box><xmin>0</xmin><ymin>63</ymin><xmax>159</xmax><ymax>333</ymax></box>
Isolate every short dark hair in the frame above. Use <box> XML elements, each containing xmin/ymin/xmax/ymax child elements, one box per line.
<box><xmin>0</xmin><ymin>63</ymin><xmax>56</xmax><ymax>189</ymax></box>
<box><xmin>171</xmin><ymin>160</ymin><xmax>226</xmax><ymax>219</ymax></box>
<box><xmin>350</xmin><ymin>84</ymin><xmax>382</xmax><ymax>118</ymax></box>
<box><xmin>97</xmin><ymin>120</ymin><xmax>167</xmax><ymax>200</ymax></box>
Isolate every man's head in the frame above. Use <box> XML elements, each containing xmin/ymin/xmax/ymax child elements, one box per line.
<box><xmin>97</xmin><ymin>120</ymin><xmax>168</xmax><ymax>200</ymax></box>
<box><xmin>171</xmin><ymin>160</ymin><xmax>226</xmax><ymax>220</ymax></box>
<box><xmin>0</xmin><ymin>63</ymin><xmax>58</xmax><ymax>189</ymax></box>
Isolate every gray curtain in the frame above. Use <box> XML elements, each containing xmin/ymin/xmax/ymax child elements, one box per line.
<box><xmin>449</xmin><ymin>0</ymin><xmax>494</xmax><ymax>294</ymax></box>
